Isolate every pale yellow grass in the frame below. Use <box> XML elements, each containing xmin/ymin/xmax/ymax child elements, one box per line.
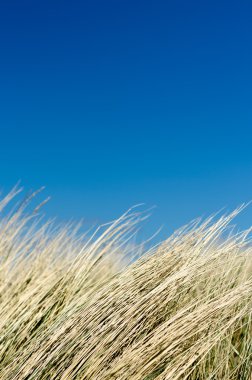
<box><xmin>0</xmin><ymin>188</ymin><xmax>252</xmax><ymax>379</ymax></box>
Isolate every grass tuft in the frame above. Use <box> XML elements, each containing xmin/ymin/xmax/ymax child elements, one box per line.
<box><xmin>0</xmin><ymin>189</ymin><xmax>252</xmax><ymax>379</ymax></box>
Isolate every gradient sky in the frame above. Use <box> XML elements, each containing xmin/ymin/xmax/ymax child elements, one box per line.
<box><xmin>0</xmin><ymin>0</ymin><xmax>252</xmax><ymax>237</ymax></box>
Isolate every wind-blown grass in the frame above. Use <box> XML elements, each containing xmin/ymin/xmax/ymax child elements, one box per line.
<box><xmin>0</xmin><ymin>188</ymin><xmax>252</xmax><ymax>379</ymax></box>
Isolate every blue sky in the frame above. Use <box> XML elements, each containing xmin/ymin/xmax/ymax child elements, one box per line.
<box><xmin>0</xmin><ymin>0</ymin><xmax>252</xmax><ymax>236</ymax></box>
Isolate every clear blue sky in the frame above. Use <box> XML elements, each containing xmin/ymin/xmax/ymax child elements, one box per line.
<box><xmin>0</xmin><ymin>0</ymin><xmax>252</xmax><ymax>236</ymax></box>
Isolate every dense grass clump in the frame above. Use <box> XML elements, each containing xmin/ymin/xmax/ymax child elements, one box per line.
<box><xmin>0</xmin><ymin>188</ymin><xmax>252</xmax><ymax>379</ymax></box>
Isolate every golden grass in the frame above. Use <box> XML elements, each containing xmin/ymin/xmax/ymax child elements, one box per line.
<box><xmin>0</xmin><ymin>188</ymin><xmax>252</xmax><ymax>379</ymax></box>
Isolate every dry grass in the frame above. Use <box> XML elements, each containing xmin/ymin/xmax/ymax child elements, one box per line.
<box><xmin>0</xmin><ymin>188</ymin><xmax>252</xmax><ymax>379</ymax></box>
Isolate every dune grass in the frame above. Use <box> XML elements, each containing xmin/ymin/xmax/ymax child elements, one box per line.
<box><xmin>0</xmin><ymin>188</ymin><xmax>252</xmax><ymax>379</ymax></box>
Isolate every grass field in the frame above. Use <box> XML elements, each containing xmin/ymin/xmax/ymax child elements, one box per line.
<box><xmin>0</xmin><ymin>188</ymin><xmax>252</xmax><ymax>379</ymax></box>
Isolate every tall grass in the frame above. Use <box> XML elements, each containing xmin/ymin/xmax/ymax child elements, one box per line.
<box><xmin>0</xmin><ymin>188</ymin><xmax>252</xmax><ymax>379</ymax></box>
